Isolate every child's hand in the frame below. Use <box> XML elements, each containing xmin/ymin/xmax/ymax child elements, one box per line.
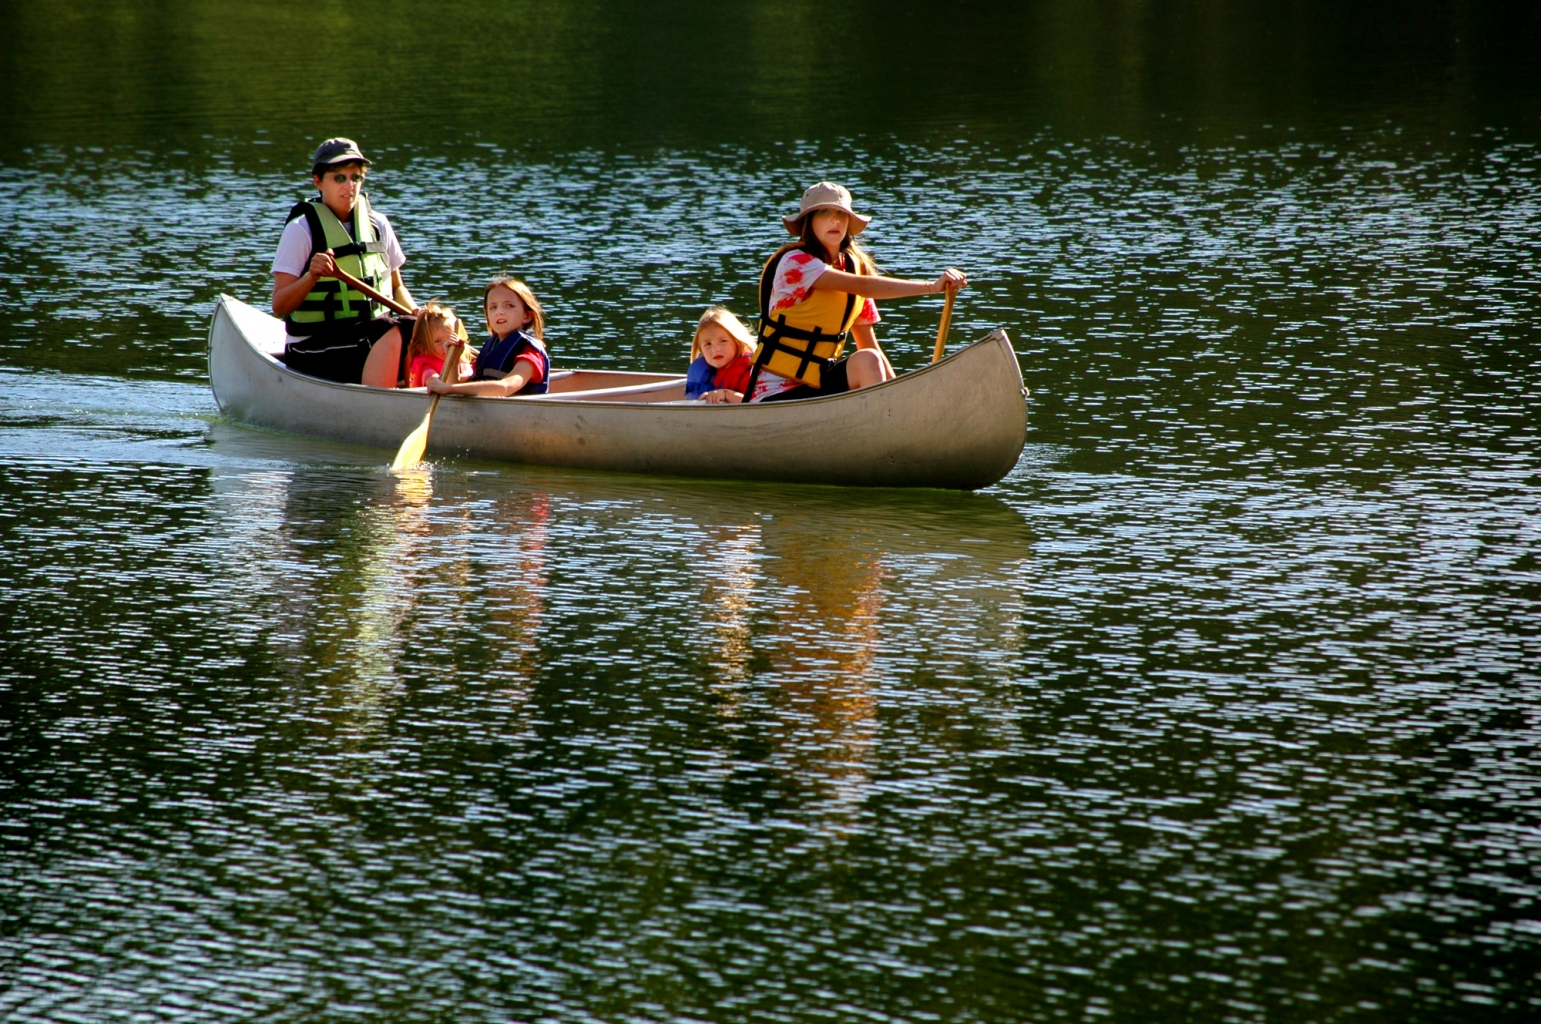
<box><xmin>425</xmin><ymin>375</ymin><xmax>450</xmax><ymax>395</ymax></box>
<box><xmin>704</xmin><ymin>389</ymin><xmax>743</xmax><ymax>404</ymax></box>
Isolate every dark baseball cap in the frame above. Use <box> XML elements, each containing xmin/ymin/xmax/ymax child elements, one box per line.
<box><xmin>310</xmin><ymin>137</ymin><xmax>372</xmax><ymax>175</ymax></box>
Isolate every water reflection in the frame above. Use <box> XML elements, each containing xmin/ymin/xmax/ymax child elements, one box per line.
<box><xmin>206</xmin><ymin>456</ymin><xmax>560</xmax><ymax>743</ymax></box>
<box><xmin>198</xmin><ymin>425</ymin><xmax>1031</xmax><ymax>835</ymax></box>
<box><xmin>471</xmin><ymin>489</ymin><xmax>550</xmax><ymax>705</ymax></box>
<box><xmin>715</xmin><ymin>516</ymin><xmax>887</xmax><ymax>827</ymax></box>
<box><xmin>702</xmin><ymin>524</ymin><xmax>758</xmax><ymax>685</ymax></box>
<box><xmin>4</xmin><ymin>401</ymin><xmax>1538</xmax><ymax>1019</ymax></box>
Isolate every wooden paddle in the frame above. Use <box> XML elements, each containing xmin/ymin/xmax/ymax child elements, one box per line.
<box><xmin>930</xmin><ymin>287</ymin><xmax>958</xmax><ymax>364</ymax></box>
<box><xmin>314</xmin><ymin>263</ymin><xmax>458</xmax><ymax>471</ymax></box>
<box><xmin>391</xmin><ymin>332</ymin><xmax>465</xmax><ymax>471</ymax></box>
<box><xmin>329</xmin><ymin>265</ymin><xmax>413</xmax><ymax>316</ymax></box>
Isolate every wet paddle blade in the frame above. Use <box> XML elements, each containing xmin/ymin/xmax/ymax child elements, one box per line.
<box><xmin>391</xmin><ymin>387</ymin><xmax>449</xmax><ymax>473</ymax></box>
<box><xmin>390</xmin><ymin>411</ymin><xmax>432</xmax><ymax>471</ymax></box>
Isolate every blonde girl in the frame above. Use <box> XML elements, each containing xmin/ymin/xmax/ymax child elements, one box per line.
<box><xmin>685</xmin><ymin>306</ymin><xmax>756</xmax><ymax>403</ymax></box>
<box><xmin>405</xmin><ymin>302</ymin><xmax>471</xmax><ymax>388</ymax></box>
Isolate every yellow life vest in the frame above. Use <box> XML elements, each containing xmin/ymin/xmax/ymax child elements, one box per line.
<box><xmin>283</xmin><ymin>193</ymin><xmax>393</xmax><ymax>336</ymax></box>
<box><xmin>750</xmin><ymin>244</ymin><xmax>863</xmax><ymax>390</ymax></box>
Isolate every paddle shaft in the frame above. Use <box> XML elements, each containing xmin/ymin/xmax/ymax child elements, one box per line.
<box><xmin>329</xmin><ymin>265</ymin><xmax>414</xmax><ymax>317</ymax></box>
<box><xmin>422</xmin><ymin>339</ymin><xmax>464</xmax><ymax>413</ymax></box>
<box><xmin>423</xmin><ymin>338</ymin><xmax>467</xmax><ymax>429</ymax></box>
<box><xmin>435</xmin><ymin>339</ymin><xmax>467</xmax><ymax>390</ymax></box>
<box><xmin>930</xmin><ymin>289</ymin><xmax>957</xmax><ymax>364</ymax></box>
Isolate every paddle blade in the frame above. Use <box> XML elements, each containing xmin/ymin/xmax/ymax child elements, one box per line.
<box><xmin>390</xmin><ymin>413</ymin><xmax>431</xmax><ymax>471</ymax></box>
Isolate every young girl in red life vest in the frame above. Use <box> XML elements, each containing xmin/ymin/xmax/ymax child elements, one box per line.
<box><xmin>405</xmin><ymin>303</ymin><xmax>472</xmax><ymax>388</ymax></box>
<box><xmin>685</xmin><ymin>307</ymin><xmax>757</xmax><ymax>403</ymax></box>
<box><xmin>426</xmin><ymin>277</ymin><xmax>551</xmax><ymax>397</ymax></box>
<box><xmin>746</xmin><ymin>181</ymin><xmax>967</xmax><ymax>403</ymax></box>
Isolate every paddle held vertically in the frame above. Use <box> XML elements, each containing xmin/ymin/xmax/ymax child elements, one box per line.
<box><xmin>931</xmin><ymin>288</ymin><xmax>957</xmax><ymax>365</ymax></box>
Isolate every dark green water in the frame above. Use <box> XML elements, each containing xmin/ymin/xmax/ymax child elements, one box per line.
<box><xmin>3</xmin><ymin>2</ymin><xmax>1541</xmax><ymax>1021</ymax></box>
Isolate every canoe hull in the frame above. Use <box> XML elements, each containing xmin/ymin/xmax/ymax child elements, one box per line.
<box><xmin>207</xmin><ymin>296</ymin><xmax>1027</xmax><ymax>489</ymax></box>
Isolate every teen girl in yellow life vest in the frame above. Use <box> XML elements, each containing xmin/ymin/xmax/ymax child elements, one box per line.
<box><xmin>739</xmin><ymin>181</ymin><xmax>967</xmax><ymax>403</ymax></box>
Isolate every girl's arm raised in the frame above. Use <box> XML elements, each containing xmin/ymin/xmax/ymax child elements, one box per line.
<box><xmin>812</xmin><ymin>267</ymin><xmax>967</xmax><ymax>300</ymax></box>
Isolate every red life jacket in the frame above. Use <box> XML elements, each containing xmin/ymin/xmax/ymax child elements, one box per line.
<box><xmin>714</xmin><ymin>353</ymin><xmax>754</xmax><ymax>395</ymax></box>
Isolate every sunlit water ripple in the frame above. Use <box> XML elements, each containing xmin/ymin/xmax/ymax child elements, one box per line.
<box><xmin>2</xmin><ymin>129</ymin><xmax>1540</xmax><ymax>1022</ymax></box>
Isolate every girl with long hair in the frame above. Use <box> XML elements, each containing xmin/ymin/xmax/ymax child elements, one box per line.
<box><xmin>747</xmin><ymin>181</ymin><xmax>966</xmax><ymax>403</ymax></box>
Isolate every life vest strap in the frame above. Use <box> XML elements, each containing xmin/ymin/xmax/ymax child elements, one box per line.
<box><xmin>293</xmin><ymin>276</ymin><xmax>387</xmax><ymax>314</ymax></box>
<box><xmin>329</xmin><ymin>239</ymin><xmax>387</xmax><ymax>259</ymax></box>
<box><xmin>758</xmin><ymin>319</ymin><xmax>847</xmax><ymax>344</ymax></box>
<box><xmin>758</xmin><ymin>316</ymin><xmax>847</xmax><ymax>384</ymax></box>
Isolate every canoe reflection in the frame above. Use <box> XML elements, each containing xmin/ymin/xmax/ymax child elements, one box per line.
<box><xmin>208</xmin><ymin>457</ymin><xmax>555</xmax><ymax>740</ymax></box>
<box><xmin>206</xmin><ymin>423</ymin><xmax>1029</xmax><ymax>816</ymax></box>
<box><xmin>676</xmin><ymin>483</ymin><xmax>1030</xmax><ymax>826</ymax></box>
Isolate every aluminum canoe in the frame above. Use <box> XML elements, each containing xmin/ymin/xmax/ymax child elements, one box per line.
<box><xmin>207</xmin><ymin>295</ymin><xmax>1028</xmax><ymax>489</ymax></box>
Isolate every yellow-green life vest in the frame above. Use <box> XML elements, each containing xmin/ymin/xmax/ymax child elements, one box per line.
<box><xmin>283</xmin><ymin>193</ymin><xmax>393</xmax><ymax>336</ymax></box>
<box><xmin>749</xmin><ymin>244</ymin><xmax>863</xmax><ymax>389</ymax></box>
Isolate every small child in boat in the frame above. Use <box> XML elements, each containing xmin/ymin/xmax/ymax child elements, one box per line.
<box><xmin>685</xmin><ymin>306</ymin><xmax>755</xmax><ymax>404</ymax></box>
<box><xmin>426</xmin><ymin>277</ymin><xmax>551</xmax><ymax>397</ymax></box>
<box><xmin>405</xmin><ymin>302</ymin><xmax>472</xmax><ymax>388</ymax></box>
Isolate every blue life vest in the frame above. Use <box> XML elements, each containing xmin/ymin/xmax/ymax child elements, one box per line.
<box><xmin>473</xmin><ymin>329</ymin><xmax>550</xmax><ymax>394</ymax></box>
<box><xmin>684</xmin><ymin>355</ymin><xmax>715</xmax><ymax>399</ymax></box>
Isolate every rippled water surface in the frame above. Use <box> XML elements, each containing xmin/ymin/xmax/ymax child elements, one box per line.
<box><xmin>3</xmin><ymin>2</ymin><xmax>1541</xmax><ymax>1022</ymax></box>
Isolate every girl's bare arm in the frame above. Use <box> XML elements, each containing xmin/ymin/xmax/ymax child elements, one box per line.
<box><xmin>426</xmin><ymin>361</ymin><xmax>534</xmax><ymax>397</ymax></box>
<box><xmin>811</xmin><ymin>267</ymin><xmax>967</xmax><ymax>299</ymax></box>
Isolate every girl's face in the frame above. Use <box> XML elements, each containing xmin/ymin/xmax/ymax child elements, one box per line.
<box><xmin>486</xmin><ymin>286</ymin><xmax>532</xmax><ymax>337</ymax></box>
<box><xmin>811</xmin><ymin>208</ymin><xmax>849</xmax><ymax>255</ymax></box>
<box><xmin>698</xmin><ymin>325</ymin><xmax>742</xmax><ymax>369</ymax></box>
<box><xmin>428</xmin><ymin>320</ymin><xmax>456</xmax><ymax>356</ymax></box>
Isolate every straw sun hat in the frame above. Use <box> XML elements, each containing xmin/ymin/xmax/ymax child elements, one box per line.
<box><xmin>783</xmin><ymin>181</ymin><xmax>872</xmax><ymax>236</ymax></box>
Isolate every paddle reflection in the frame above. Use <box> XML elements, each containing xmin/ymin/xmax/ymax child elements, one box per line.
<box><xmin>470</xmin><ymin>489</ymin><xmax>550</xmax><ymax>705</ymax></box>
<box><xmin>356</xmin><ymin>471</ymin><xmax>552</xmax><ymax>722</ymax></box>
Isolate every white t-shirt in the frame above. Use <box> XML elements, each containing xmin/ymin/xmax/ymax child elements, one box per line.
<box><xmin>270</xmin><ymin>206</ymin><xmax>406</xmax><ymax>280</ymax></box>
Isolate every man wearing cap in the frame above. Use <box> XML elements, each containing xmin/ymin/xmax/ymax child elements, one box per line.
<box><xmin>271</xmin><ymin>138</ymin><xmax>418</xmax><ymax>387</ymax></box>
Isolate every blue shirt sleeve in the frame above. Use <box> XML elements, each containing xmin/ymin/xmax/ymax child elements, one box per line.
<box><xmin>684</xmin><ymin>356</ymin><xmax>715</xmax><ymax>399</ymax></box>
